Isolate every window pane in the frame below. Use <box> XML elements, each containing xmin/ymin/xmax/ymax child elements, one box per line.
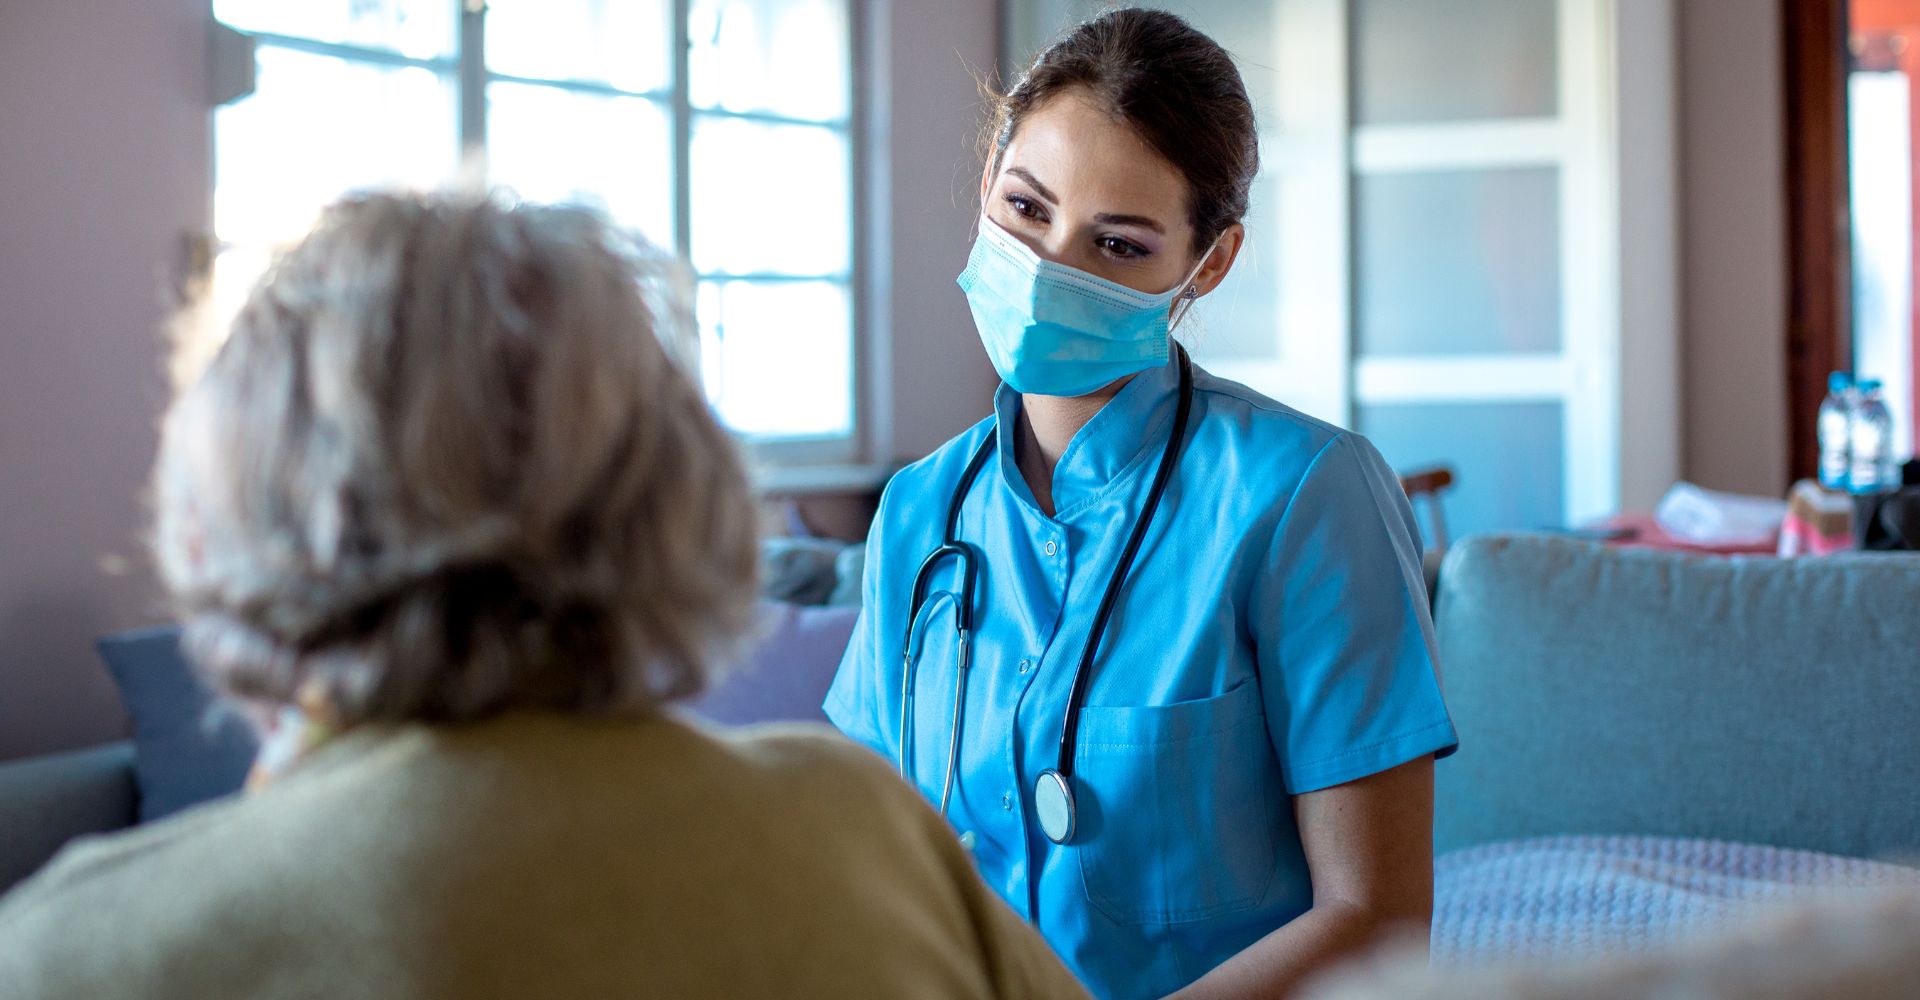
<box><xmin>488</xmin><ymin>82</ymin><xmax>675</xmax><ymax>250</ymax></box>
<box><xmin>1358</xmin><ymin>401</ymin><xmax>1565</xmax><ymax>539</ymax></box>
<box><xmin>1355</xmin><ymin>167</ymin><xmax>1561</xmax><ymax>357</ymax></box>
<box><xmin>690</xmin><ymin>117</ymin><xmax>849</xmax><ymax>275</ymax></box>
<box><xmin>213</xmin><ymin>0</ymin><xmax>454</xmax><ymax>59</ymax></box>
<box><xmin>485</xmin><ymin>0</ymin><xmax>671</xmax><ymax>93</ymax></box>
<box><xmin>1850</xmin><ymin>70</ymin><xmax>1916</xmax><ymax>462</ymax></box>
<box><xmin>698</xmin><ymin>280</ymin><xmax>853</xmax><ymax>438</ymax></box>
<box><xmin>1353</xmin><ymin>0</ymin><xmax>1557</xmax><ymax>125</ymax></box>
<box><xmin>215</xmin><ymin>46</ymin><xmax>457</xmax><ymax>247</ymax></box>
<box><xmin>689</xmin><ymin>0</ymin><xmax>849</xmax><ymax>122</ymax></box>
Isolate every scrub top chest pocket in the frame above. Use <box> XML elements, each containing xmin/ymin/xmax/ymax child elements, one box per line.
<box><xmin>1069</xmin><ymin>680</ymin><xmax>1285</xmax><ymax>926</ymax></box>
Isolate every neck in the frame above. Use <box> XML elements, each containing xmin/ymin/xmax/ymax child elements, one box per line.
<box><xmin>1015</xmin><ymin>374</ymin><xmax>1135</xmax><ymax>516</ymax></box>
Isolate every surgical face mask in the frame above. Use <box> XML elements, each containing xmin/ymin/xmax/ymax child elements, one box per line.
<box><xmin>957</xmin><ymin>216</ymin><xmax>1212</xmax><ymax>397</ymax></box>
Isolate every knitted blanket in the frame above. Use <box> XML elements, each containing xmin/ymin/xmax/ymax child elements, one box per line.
<box><xmin>1433</xmin><ymin>835</ymin><xmax>1920</xmax><ymax>965</ymax></box>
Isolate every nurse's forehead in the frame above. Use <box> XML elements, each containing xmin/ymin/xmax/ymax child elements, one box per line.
<box><xmin>997</xmin><ymin>93</ymin><xmax>1188</xmax><ymax>222</ymax></box>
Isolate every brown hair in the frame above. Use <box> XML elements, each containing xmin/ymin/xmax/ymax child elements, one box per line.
<box><xmin>985</xmin><ymin>7</ymin><xmax>1259</xmax><ymax>256</ymax></box>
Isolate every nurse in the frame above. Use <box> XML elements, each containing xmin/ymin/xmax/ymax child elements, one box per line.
<box><xmin>824</xmin><ymin>8</ymin><xmax>1457</xmax><ymax>999</ymax></box>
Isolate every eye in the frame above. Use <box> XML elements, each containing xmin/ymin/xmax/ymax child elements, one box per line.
<box><xmin>1004</xmin><ymin>193</ymin><xmax>1047</xmax><ymax>222</ymax></box>
<box><xmin>1098</xmin><ymin>235</ymin><xmax>1149</xmax><ymax>259</ymax></box>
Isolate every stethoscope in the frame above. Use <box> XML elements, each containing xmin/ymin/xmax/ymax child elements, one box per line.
<box><xmin>899</xmin><ymin>344</ymin><xmax>1195</xmax><ymax>845</ymax></box>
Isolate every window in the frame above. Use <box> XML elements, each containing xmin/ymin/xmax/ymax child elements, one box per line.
<box><xmin>211</xmin><ymin>0</ymin><xmax>857</xmax><ymax>448</ymax></box>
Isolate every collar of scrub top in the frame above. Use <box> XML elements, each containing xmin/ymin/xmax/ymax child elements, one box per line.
<box><xmin>990</xmin><ymin>346</ymin><xmax>1190</xmax><ymax>516</ymax></box>
<box><xmin>901</xmin><ymin>343</ymin><xmax>1196</xmax><ymax>845</ymax></box>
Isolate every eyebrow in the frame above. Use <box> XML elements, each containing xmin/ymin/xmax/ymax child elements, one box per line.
<box><xmin>1003</xmin><ymin>167</ymin><xmax>1166</xmax><ymax>235</ymax></box>
<box><xmin>1092</xmin><ymin>212</ymin><xmax>1165</xmax><ymax>235</ymax></box>
<box><xmin>1006</xmin><ymin>167</ymin><xmax>1058</xmax><ymax>204</ymax></box>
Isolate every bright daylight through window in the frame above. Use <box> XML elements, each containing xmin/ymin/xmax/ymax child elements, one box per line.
<box><xmin>211</xmin><ymin>0</ymin><xmax>855</xmax><ymax>443</ymax></box>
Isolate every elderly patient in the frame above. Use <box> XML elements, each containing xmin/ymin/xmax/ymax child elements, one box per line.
<box><xmin>0</xmin><ymin>192</ymin><xmax>1088</xmax><ymax>999</ymax></box>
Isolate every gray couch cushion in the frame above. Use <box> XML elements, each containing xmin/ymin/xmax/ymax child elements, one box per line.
<box><xmin>1432</xmin><ymin>534</ymin><xmax>1920</xmax><ymax>861</ymax></box>
<box><xmin>0</xmin><ymin>742</ymin><xmax>136</xmax><ymax>894</ymax></box>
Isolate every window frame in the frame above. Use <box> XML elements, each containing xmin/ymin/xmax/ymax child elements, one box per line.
<box><xmin>213</xmin><ymin>0</ymin><xmax>868</xmax><ymax>467</ymax></box>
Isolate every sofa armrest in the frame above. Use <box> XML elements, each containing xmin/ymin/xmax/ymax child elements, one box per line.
<box><xmin>0</xmin><ymin>741</ymin><xmax>138</xmax><ymax>895</ymax></box>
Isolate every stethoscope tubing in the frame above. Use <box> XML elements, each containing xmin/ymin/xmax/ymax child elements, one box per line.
<box><xmin>899</xmin><ymin>345</ymin><xmax>1195</xmax><ymax>836</ymax></box>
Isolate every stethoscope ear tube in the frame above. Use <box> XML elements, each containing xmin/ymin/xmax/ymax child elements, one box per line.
<box><xmin>897</xmin><ymin>433</ymin><xmax>996</xmax><ymax>793</ymax></box>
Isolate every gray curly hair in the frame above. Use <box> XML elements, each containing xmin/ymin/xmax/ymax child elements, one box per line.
<box><xmin>152</xmin><ymin>190</ymin><xmax>759</xmax><ymax>725</ymax></box>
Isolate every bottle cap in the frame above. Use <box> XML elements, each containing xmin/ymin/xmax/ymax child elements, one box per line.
<box><xmin>1830</xmin><ymin>371</ymin><xmax>1852</xmax><ymax>393</ymax></box>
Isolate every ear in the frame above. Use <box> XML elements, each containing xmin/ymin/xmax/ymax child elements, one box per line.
<box><xmin>978</xmin><ymin>154</ymin><xmax>996</xmax><ymax>208</ymax></box>
<box><xmin>1188</xmin><ymin>223</ymin><xmax>1246</xmax><ymax>298</ymax></box>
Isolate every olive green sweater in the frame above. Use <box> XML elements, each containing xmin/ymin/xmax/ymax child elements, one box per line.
<box><xmin>0</xmin><ymin>713</ymin><xmax>1089</xmax><ymax>999</ymax></box>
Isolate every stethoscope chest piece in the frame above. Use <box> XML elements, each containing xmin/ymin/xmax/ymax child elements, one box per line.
<box><xmin>1035</xmin><ymin>768</ymin><xmax>1076</xmax><ymax>844</ymax></box>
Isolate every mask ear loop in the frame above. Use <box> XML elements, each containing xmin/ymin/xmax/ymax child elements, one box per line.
<box><xmin>1168</xmin><ymin>241</ymin><xmax>1218</xmax><ymax>334</ymax></box>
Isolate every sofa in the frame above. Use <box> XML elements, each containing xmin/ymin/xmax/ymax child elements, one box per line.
<box><xmin>4</xmin><ymin>534</ymin><xmax>1919</xmax><ymax>963</ymax></box>
<box><xmin>0</xmin><ymin>599</ymin><xmax>861</xmax><ymax>896</ymax></box>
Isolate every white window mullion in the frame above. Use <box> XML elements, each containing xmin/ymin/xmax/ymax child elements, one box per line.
<box><xmin>1353</xmin><ymin>118</ymin><xmax>1567</xmax><ymax>173</ymax></box>
<box><xmin>670</xmin><ymin>0</ymin><xmax>694</xmax><ymax>257</ymax></box>
<box><xmin>1560</xmin><ymin>0</ymin><xmax>1617</xmax><ymax>526</ymax></box>
<box><xmin>1355</xmin><ymin>356</ymin><xmax>1573</xmax><ymax>404</ymax></box>
<box><xmin>1203</xmin><ymin>0</ymin><xmax>1351</xmax><ymax>427</ymax></box>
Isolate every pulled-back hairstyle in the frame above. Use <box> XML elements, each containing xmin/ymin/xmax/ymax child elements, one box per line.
<box><xmin>152</xmin><ymin>191</ymin><xmax>759</xmax><ymax>726</ymax></box>
<box><xmin>985</xmin><ymin>7</ymin><xmax>1260</xmax><ymax>255</ymax></box>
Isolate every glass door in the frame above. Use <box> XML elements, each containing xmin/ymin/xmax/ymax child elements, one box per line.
<box><xmin>1346</xmin><ymin>0</ymin><xmax>1612</xmax><ymax>538</ymax></box>
<box><xmin>1003</xmin><ymin>0</ymin><xmax>1668</xmax><ymax>540</ymax></box>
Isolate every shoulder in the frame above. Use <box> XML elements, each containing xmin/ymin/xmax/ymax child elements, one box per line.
<box><xmin>0</xmin><ymin>795</ymin><xmax>258</xmax><ymax>989</ymax></box>
<box><xmin>0</xmin><ymin>794</ymin><xmax>244</xmax><ymax>912</ymax></box>
<box><xmin>1187</xmin><ymin>365</ymin><xmax>1395</xmax><ymax>505</ymax></box>
<box><xmin>700</xmin><ymin>720</ymin><xmax>920</xmax><ymax>807</ymax></box>
<box><xmin>877</xmin><ymin>414</ymin><xmax>996</xmax><ymax>518</ymax></box>
<box><xmin>691</xmin><ymin>719</ymin><xmax>970</xmax><ymax>851</ymax></box>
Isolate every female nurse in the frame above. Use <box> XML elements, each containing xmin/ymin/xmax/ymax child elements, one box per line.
<box><xmin>824</xmin><ymin>9</ymin><xmax>1457</xmax><ymax>999</ymax></box>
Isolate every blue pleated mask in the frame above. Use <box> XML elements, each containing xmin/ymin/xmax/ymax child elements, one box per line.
<box><xmin>957</xmin><ymin>216</ymin><xmax>1209</xmax><ymax>397</ymax></box>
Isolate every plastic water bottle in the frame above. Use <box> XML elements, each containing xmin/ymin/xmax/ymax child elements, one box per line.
<box><xmin>1818</xmin><ymin>371</ymin><xmax>1853</xmax><ymax>491</ymax></box>
<box><xmin>1850</xmin><ymin>379</ymin><xmax>1895</xmax><ymax>494</ymax></box>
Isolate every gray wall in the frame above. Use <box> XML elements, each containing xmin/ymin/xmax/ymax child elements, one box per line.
<box><xmin>864</xmin><ymin>0</ymin><xmax>1002</xmax><ymax>463</ymax></box>
<box><xmin>1678</xmin><ymin>0</ymin><xmax>1790</xmax><ymax>496</ymax></box>
<box><xmin>0</xmin><ymin>0</ymin><xmax>209</xmax><ymax>759</ymax></box>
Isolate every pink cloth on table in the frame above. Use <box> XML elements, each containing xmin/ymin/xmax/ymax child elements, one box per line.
<box><xmin>1597</xmin><ymin>513</ymin><xmax>1779</xmax><ymax>556</ymax></box>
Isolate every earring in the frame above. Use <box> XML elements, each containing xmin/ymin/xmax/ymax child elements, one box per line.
<box><xmin>1183</xmin><ymin>286</ymin><xmax>1200</xmax><ymax>300</ymax></box>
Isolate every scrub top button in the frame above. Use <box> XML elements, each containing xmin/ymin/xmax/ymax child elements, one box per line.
<box><xmin>1002</xmin><ymin>792</ymin><xmax>1014</xmax><ymax>811</ymax></box>
<box><xmin>1018</xmin><ymin>658</ymin><xmax>1031</xmax><ymax>674</ymax></box>
<box><xmin>1044</xmin><ymin>540</ymin><xmax>1057</xmax><ymax>556</ymax></box>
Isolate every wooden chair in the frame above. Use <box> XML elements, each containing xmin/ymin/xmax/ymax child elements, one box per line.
<box><xmin>1398</xmin><ymin>465</ymin><xmax>1456</xmax><ymax>555</ymax></box>
<box><xmin>1398</xmin><ymin>466</ymin><xmax>1455</xmax><ymax>604</ymax></box>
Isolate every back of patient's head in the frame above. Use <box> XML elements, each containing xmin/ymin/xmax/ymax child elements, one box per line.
<box><xmin>153</xmin><ymin>191</ymin><xmax>759</xmax><ymax>727</ymax></box>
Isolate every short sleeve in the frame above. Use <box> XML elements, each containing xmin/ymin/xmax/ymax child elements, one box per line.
<box><xmin>1252</xmin><ymin>433</ymin><xmax>1458</xmax><ymax>794</ymax></box>
<box><xmin>822</xmin><ymin>482</ymin><xmax>895</xmax><ymax>761</ymax></box>
<box><xmin>823</xmin><ymin>609</ymin><xmax>888</xmax><ymax>758</ymax></box>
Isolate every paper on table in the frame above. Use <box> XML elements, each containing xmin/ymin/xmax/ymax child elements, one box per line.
<box><xmin>1653</xmin><ymin>482</ymin><xmax>1789</xmax><ymax>546</ymax></box>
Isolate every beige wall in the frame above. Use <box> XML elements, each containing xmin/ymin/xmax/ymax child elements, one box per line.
<box><xmin>863</xmin><ymin>0</ymin><xmax>1002</xmax><ymax>464</ymax></box>
<box><xmin>0</xmin><ymin>0</ymin><xmax>209</xmax><ymax>759</ymax></box>
<box><xmin>1678</xmin><ymin>0</ymin><xmax>1791</xmax><ymax>496</ymax></box>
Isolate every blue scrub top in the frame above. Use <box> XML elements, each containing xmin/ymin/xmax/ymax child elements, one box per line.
<box><xmin>824</xmin><ymin>354</ymin><xmax>1458</xmax><ymax>1000</ymax></box>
